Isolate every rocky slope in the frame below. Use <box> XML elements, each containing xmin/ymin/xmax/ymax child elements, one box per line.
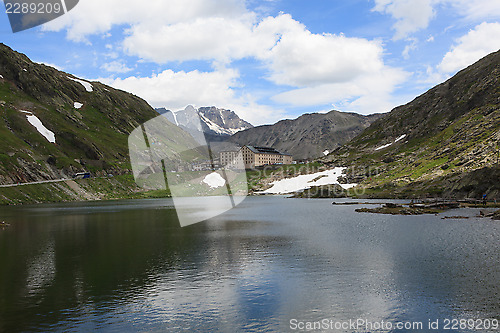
<box><xmin>230</xmin><ymin>111</ymin><xmax>382</xmax><ymax>160</ymax></box>
<box><xmin>324</xmin><ymin>49</ymin><xmax>500</xmax><ymax>199</ymax></box>
<box><xmin>157</xmin><ymin>105</ymin><xmax>253</xmax><ymax>138</ymax></box>
<box><xmin>0</xmin><ymin>43</ymin><xmax>196</xmax><ymax>186</ymax></box>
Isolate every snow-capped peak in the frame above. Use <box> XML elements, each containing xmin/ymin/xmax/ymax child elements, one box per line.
<box><xmin>157</xmin><ymin>106</ymin><xmax>253</xmax><ymax>136</ymax></box>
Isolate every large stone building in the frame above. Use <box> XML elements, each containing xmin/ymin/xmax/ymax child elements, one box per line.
<box><xmin>220</xmin><ymin>145</ymin><xmax>292</xmax><ymax>169</ymax></box>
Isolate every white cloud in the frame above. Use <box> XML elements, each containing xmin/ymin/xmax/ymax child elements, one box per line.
<box><xmin>417</xmin><ymin>65</ymin><xmax>447</xmax><ymax>86</ymax></box>
<box><xmin>449</xmin><ymin>0</ymin><xmax>500</xmax><ymax>21</ymax></box>
<box><xmin>373</xmin><ymin>0</ymin><xmax>500</xmax><ymax>39</ymax></box>
<box><xmin>101</xmin><ymin>61</ymin><xmax>133</xmax><ymax>73</ymax></box>
<box><xmin>76</xmin><ymin>8</ymin><xmax>406</xmax><ymax>119</ymax></box>
<box><xmin>373</xmin><ymin>0</ymin><xmax>436</xmax><ymax>40</ymax></box>
<box><xmin>42</xmin><ymin>0</ymin><xmax>248</xmax><ymax>41</ymax></box>
<box><xmin>402</xmin><ymin>38</ymin><xmax>418</xmax><ymax>59</ymax></box>
<box><xmin>438</xmin><ymin>22</ymin><xmax>500</xmax><ymax>73</ymax></box>
<box><xmin>102</xmin><ymin>68</ymin><xmax>239</xmax><ymax>110</ymax></box>
<box><xmin>122</xmin><ymin>12</ymin><xmax>401</xmax><ymax>90</ymax></box>
<box><xmin>228</xmin><ymin>100</ymin><xmax>287</xmax><ymax>126</ymax></box>
<box><xmin>100</xmin><ymin>68</ymin><xmax>286</xmax><ymax>125</ymax></box>
<box><xmin>122</xmin><ymin>14</ymin><xmax>263</xmax><ymax>63</ymax></box>
<box><xmin>259</xmin><ymin>16</ymin><xmax>387</xmax><ymax>87</ymax></box>
<box><xmin>272</xmin><ymin>66</ymin><xmax>409</xmax><ymax>114</ymax></box>
<box><xmin>44</xmin><ymin>1</ymin><xmax>411</xmax><ymax>119</ymax></box>
<box><xmin>421</xmin><ymin>21</ymin><xmax>500</xmax><ymax>86</ymax></box>
<box><xmin>255</xmin><ymin>14</ymin><xmax>409</xmax><ymax>113</ymax></box>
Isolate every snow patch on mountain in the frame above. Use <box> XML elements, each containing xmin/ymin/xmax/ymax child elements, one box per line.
<box><xmin>199</xmin><ymin>113</ymin><xmax>243</xmax><ymax>135</ymax></box>
<box><xmin>394</xmin><ymin>134</ymin><xmax>407</xmax><ymax>143</ymax></box>
<box><xmin>67</xmin><ymin>76</ymin><xmax>93</xmax><ymax>92</ymax></box>
<box><xmin>199</xmin><ymin>113</ymin><xmax>225</xmax><ymax>134</ymax></box>
<box><xmin>171</xmin><ymin>110</ymin><xmax>179</xmax><ymax>126</ymax></box>
<box><xmin>21</xmin><ymin>110</ymin><xmax>56</xmax><ymax>143</ymax></box>
<box><xmin>375</xmin><ymin>134</ymin><xmax>407</xmax><ymax>151</ymax></box>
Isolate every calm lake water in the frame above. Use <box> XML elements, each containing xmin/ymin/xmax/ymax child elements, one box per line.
<box><xmin>0</xmin><ymin>197</ymin><xmax>499</xmax><ymax>332</ymax></box>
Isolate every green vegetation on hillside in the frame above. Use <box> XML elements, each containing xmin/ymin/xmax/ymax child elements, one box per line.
<box><xmin>321</xmin><ymin>50</ymin><xmax>500</xmax><ymax>199</ymax></box>
<box><xmin>0</xmin><ymin>43</ymin><xmax>201</xmax><ymax>206</ymax></box>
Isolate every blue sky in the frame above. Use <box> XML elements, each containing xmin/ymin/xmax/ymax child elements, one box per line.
<box><xmin>1</xmin><ymin>0</ymin><xmax>499</xmax><ymax>125</ymax></box>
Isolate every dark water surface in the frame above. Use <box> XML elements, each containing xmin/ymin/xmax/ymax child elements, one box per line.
<box><xmin>0</xmin><ymin>197</ymin><xmax>499</xmax><ymax>332</ymax></box>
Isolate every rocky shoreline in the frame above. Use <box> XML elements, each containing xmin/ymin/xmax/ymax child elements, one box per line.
<box><xmin>349</xmin><ymin>201</ymin><xmax>500</xmax><ymax>220</ymax></box>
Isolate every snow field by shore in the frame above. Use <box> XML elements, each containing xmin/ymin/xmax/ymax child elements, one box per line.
<box><xmin>260</xmin><ymin>167</ymin><xmax>357</xmax><ymax>194</ymax></box>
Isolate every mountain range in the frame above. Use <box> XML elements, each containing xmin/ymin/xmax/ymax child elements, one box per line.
<box><xmin>2</xmin><ymin>41</ymin><xmax>367</xmax><ymax>189</ymax></box>
<box><xmin>0</xmin><ymin>41</ymin><xmax>498</xmax><ymax>202</ymax></box>
<box><xmin>156</xmin><ymin>106</ymin><xmax>382</xmax><ymax>160</ymax></box>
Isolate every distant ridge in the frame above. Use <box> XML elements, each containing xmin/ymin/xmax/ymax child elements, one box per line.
<box><xmin>229</xmin><ymin>110</ymin><xmax>383</xmax><ymax>160</ymax></box>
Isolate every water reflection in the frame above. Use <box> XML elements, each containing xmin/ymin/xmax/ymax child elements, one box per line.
<box><xmin>25</xmin><ymin>239</ymin><xmax>56</xmax><ymax>297</ymax></box>
<box><xmin>0</xmin><ymin>198</ymin><xmax>498</xmax><ymax>332</ymax></box>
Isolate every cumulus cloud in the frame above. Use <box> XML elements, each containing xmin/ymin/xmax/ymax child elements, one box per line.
<box><xmin>373</xmin><ymin>0</ymin><xmax>436</xmax><ymax>40</ymax></box>
<box><xmin>373</xmin><ymin>0</ymin><xmax>500</xmax><ymax>39</ymax></box>
<box><xmin>42</xmin><ymin>0</ymin><xmax>248</xmax><ymax>41</ymax></box>
<box><xmin>123</xmin><ymin>13</ymin><xmax>406</xmax><ymax>115</ymax></box>
<box><xmin>259</xmin><ymin>16</ymin><xmax>387</xmax><ymax>87</ymax></box>
<box><xmin>100</xmin><ymin>68</ymin><xmax>285</xmax><ymax>125</ymax></box>
<box><xmin>255</xmin><ymin>14</ymin><xmax>409</xmax><ymax>113</ymax></box>
<box><xmin>44</xmin><ymin>0</ymin><xmax>410</xmax><ymax>119</ymax></box>
<box><xmin>122</xmin><ymin>14</ymin><xmax>264</xmax><ymax>63</ymax></box>
<box><xmin>121</xmin><ymin>13</ymin><xmax>398</xmax><ymax>89</ymax></box>
<box><xmin>102</xmin><ymin>68</ymin><xmax>239</xmax><ymax>110</ymax></box>
<box><xmin>272</xmin><ymin>66</ymin><xmax>408</xmax><ymax>114</ymax></box>
<box><xmin>438</xmin><ymin>22</ymin><xmax>500</xmax><ymax>73</ymax></box>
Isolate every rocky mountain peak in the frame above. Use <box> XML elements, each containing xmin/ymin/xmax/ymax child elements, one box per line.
<box><xmin>156</xmin><ymin>105</ymin><xmax>253</xmax><ymax>137</ymax></box>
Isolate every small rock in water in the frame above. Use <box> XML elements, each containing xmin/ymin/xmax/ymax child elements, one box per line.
<box><xmin>384</xmin><ymin>202</ymin><xmax>402</xmax><ymax>208</ymax></box>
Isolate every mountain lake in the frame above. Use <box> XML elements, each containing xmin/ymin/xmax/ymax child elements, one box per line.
<box><xmin>0</xmin><ymin>196</ymin><xmax>499</xmax><ymax>332</ymax></box>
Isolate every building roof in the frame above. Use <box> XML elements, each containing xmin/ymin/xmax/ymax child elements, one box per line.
<box><xmin>245</xmin><ymin>145</ymin><xmax>291</xmax><ymax>156</ymax></box>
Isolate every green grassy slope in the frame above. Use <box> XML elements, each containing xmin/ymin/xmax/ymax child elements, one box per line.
<box><xmin>323</xmin><ymin>49</ymin><xmax>500</xmax><ymax>199</ymax></box>
<box><xmin>0</xmin><ymin>43</ymin><xmax>208</xmax><ymax>204</ymax></box>
<box><xmin>0</xmin><ymin>43</ymin><xmax>199</xmax><ymax>185</ymax></box>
